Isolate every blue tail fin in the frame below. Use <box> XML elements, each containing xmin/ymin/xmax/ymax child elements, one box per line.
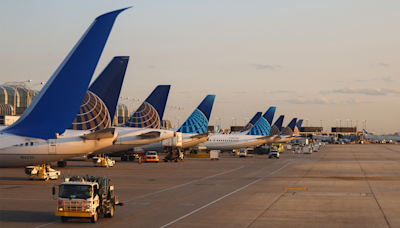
<box><xmin>280</xmin><ymin>118</ymin><xmax>297</xmax><ymax>136</ymax></box>
<box><xmin>270</xmin><ymin>115</ymin><xmax>284</xmax><ymax>136</ymax></box>
<box><xmin>69</xmin><ymin>56</ymin><xmax>129</xmax><ymax>131</ymax></box>
<box><xmin>239</xmin><ymin>112</ymin><xmax>262</xmax><ymax>132</ymax></box>
<box><xmin>176</xmin><ymin>95</ymin><xmax>215</xmax><ymax>134</ymax></box>
<box><xmin>294</xmin><ymin>119</ymin><xmax>303</xmax><ymax>135</ymax></box>
<box><xmin>2</xmin><ymin>8</ymin><xmax>129</xmax><ymax>139</ymax></box>
<box><xmin>246</xmin><ymin>107</ymin><xmax>276</xmax><ymax>136</ymax></box>
<box><xmin>125</xmin><ymin>85</ymin><xmax>170</xmax><ymax>128</ymax></box>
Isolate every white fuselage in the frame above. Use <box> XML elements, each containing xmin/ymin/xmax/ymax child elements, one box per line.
<box><xmin>92</xmin><ymin>127</ymin><xmax>175</xmax><ymax>154</ymax></box>
<box><xmin>0</xmin><ymin>130</ymin><xmax>117</xmax><ymax>168</ymax></box>
<box><xmin>134</xmin><ymin>133</ymin><xmax>209</xmax><ymax>153</ymax></box>
<box><xmin>197</xmin><ymin>133</ymin><xmax>268</xmax><ymax>151</ymax></box>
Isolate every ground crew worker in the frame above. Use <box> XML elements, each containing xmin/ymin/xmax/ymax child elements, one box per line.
<box><xmin>86</xmin><ymin>187</ymin><xmax>92</xmax><ymax>197</ymax></box>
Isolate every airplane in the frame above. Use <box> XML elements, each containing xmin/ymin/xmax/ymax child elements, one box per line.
<box><xmin>132</xmin><ymin>95</ymin><xmax>216</xmax><ymax>153</ymax></box>
<box><xmin>0</xmin><ymin>8</ymin><xmax>129</xmax><ymax>167</ymax></box>
<box><xmin>273</xmin><ymin>119</ymin><xmax>303</xmax><ymax>143</ymax></box>
<box><xmin>234</xmin><ymin>112</ymin><xmax>262</xmax><ymax>134</ymax></box>
<box><xmin>196</xmin><ymin>107</ymin><xmax>276</xmax><ymax>151</ymax></box>
<box><xmin>262</xmin><ymin>115</ymin><xmax>285</xmax><ymax>144</ymax></box>
<box><xmin>90</xmin><ymin>85</ymin><xmax>176</xmax><ymax>155</ymax></box>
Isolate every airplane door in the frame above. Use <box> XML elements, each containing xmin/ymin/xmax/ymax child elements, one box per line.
<box><xmin>48</xmin><ymin>139</ymin><xmax>57</xmax><ymax>154</ymax></box>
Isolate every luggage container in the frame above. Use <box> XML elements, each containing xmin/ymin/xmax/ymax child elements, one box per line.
<box><xmin>210</xmin><ymin>150</ymin><xmax>220</xmax><ymax>160</ymax></box>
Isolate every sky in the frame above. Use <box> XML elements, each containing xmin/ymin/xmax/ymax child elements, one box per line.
<box><xmin>1</xmin><ymin>0</ymin><xmax>399</xmax><ymax>134</ymax></box>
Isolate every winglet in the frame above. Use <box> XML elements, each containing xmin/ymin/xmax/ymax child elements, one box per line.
<box><xmin>125</xmin><ymin>85</ymin><xmax>171</xmax><ymax>129</ymax></box>
<box><xmin>280</xmin><ymin>118</ymin><xmax>297</xmax><ymax>136</ymax></box>
<box><xmin>263</xmin><ymin>107</ymin><xmax>276</xmax><ymax>125</ymax></box>
<box><xmin>69</xmin><ymin>56</ymin><xmax>129</xmax><ymax>130</ymax></box>
<box><xmin>246</xmin><ymin>107</ymin><xmax>276</xmax><ymax>136</ymax></box>
<box><xmin>176</xmin><ymin>95</ymin><xmax>216</xmax><ymax>134</ymax></box>
<box><xmin>2</xmin><ymin>8</ymin><xmax>129</xmax><ymax>139</ymax></box>
<box><xmin>239</xmin><ymin>112</ymin><xmax>262</xmax><ymax>132</ymax></box>
<box><xmin>270</xmin><ymin>115</ymin><xmax>284</xmax><ymax>136</ymax></box>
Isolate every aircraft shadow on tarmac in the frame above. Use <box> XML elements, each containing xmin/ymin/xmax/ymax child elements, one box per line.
<box><xmin>0</xmin><ymin>177</ymin><xmax>28</xmax><ymax>181</ymax></box>
<box><xmin>0</xmin><ymin>210</ymin><xmax>54</xmax><ymax>223</ymax></box>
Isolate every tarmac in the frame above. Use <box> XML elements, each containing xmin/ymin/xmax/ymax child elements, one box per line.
<box><xmin>0</xmin><ymin>144</ymin><xmax>399</xmax><ymax>228</ymax></box>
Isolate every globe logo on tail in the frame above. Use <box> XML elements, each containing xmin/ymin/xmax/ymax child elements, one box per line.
<box><xmin>270</xmin><ymin>125</ymin><xmax>280</xmax><ymax>136</ymax></box>
<box><xmin>71</xmin><ymin>91</ymin><xmax>112</xmax><ymax>131</ymax></box>
<box><xmin>125</xmin><ymin>102</ymin><xmax>160</xmax><ymax>129</ymax></box>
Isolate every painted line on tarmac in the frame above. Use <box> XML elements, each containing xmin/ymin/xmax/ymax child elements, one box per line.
<box><xmin>33</xmin><ymin>220</ymin><xmax>59</xmax><ymax>228</ymax></box>
<box><xmin>160</xmin><ymin>159</ymin><xmax>303</xmax><ymax>228</ymax></box>
<box><xmin>124</xmin><ymin>165</ymin><xmax>245</xmax><ymax>202</ymax></box>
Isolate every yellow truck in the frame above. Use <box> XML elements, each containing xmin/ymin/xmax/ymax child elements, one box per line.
<box><xmin>271</xmin><ymin>143</ymin><xmax>284</xmax><ymax>153</ymax></box>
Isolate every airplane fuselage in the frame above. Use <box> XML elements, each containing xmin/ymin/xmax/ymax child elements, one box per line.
<box><xmin>0</xmin><ymin>130</ymin><xmax>117</xmax><ymax>167</ymax></box>
<box><xmin>198</xmin><ymin>133</ymin><xmax>267</xmax><ymax>151</ymax></box>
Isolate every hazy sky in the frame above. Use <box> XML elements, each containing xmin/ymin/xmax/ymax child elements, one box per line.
<box><xmin>1</xmin><ymin>1</ymin><xmax>399</xmax><ymax>134</ymax></box>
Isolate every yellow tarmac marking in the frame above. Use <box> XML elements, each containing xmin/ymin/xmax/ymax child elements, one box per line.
<box><xmin>284</xmin><ymin>188</ymin><xmax>308</xmax><ymax>190</ymax></box>
<box><xmin>304</xmin><ymin>172</ymin><xmax>320</xmax><ymax>173</ymax></box>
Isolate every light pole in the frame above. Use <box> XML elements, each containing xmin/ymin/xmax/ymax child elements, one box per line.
<box><xmin>347</xmin><ymin>119</ymin><xmax>349</xmax><ymax>127</ymax></box>
<box><xmin>336</xmin><ymin>119</ymin><xmax>338</xmax><ymax>127</ymax></box>
<box><xmin>306</xmin><ymin>119</ymin><xmax>308</xmax><ymax>127</ymax></box>
<box><xmin>235</xmin><ymin>118</ymin><xmax>237</xmax><ymax>126</ymax></box>
<box><xmin>27</xmin><ymin>81</ymin><xmax>44</xmax><ymax>106</ymax></box>
<box><xmin>215</xmin><ymin>117</ymin><xmax>218</xmax><ymax>128</ymax></box>
<box><xmin>340</xmin><ymin>120</ymin><xmax>341</xmax><ymax>127</ymax></box>
<box><xmin>231</xmin><ymin>118</ymin><xmax>234</xmax><ymax>126</ymax></box>
<box><xmin>128</xmin><ymin>99</ymin><xmax>140</xmax><ymax>114</ymax></box>
<box><xmin>13</xmin><ymin>79</ymin><xmax>32</xmax><ymax>115</ymax></box>
<box><xmin>178</xmin><ymin>117</ymin><xmax>180</xmax><ymax>127</ymax></box>
<box><xmin>245</xmin><ymin>118</ymin><xmax>247</xmax><ymax>125</ymax></box>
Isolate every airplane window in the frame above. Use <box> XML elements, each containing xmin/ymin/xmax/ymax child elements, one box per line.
<box><xmin>25</xmin><ymin>143</ymin><xmax>29</xmax><ymax>146</ymax></box>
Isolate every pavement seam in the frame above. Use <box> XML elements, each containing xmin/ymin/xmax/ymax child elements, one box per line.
<box><xmin>159</xmin><ymin>158</ymin><xmax>305</xmax><ymax>228</ymax></box>
<box><xmin>246</xmin><ymin>148</ymin><xmax>328</xmax><ymax>228</ymax></box>
<box><xmin>352</xmin><ymin>148</ymin><xmax>391</xmax><ymax>228</ymax></box>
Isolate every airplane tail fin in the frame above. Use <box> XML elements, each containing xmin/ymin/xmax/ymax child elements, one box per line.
<box><xmin>176</xmin><ymin>95</ymin><xmax>216</xmax><ymax>134</ymax></box>
<box><xmin>293</xmin><ymin>119</ymin><xmax>303</xmax><ymax>135</ymax></box>
<box><xmin>363</xmin><ymin>129</ymin><xmax>369</xmax><ymax>135</ymax></box>
<box><xmin>246</xmin><ymin>107</ymin><xmax>276</xmax><ymax>136</ymax></box>
<box><xmin>280</xmin><ymin>118</ymin><xmax>297</xmax><ymax>136</ymax></box>
<box><xmin>270</xmin><ymin>115</ymin><xmax>284</xmax><ymax>136</ymax></box>
<box><xmin>2</xmin><ymin>8</ymin><xmax>129</xmax><ymax>139</ymax></box>
<box><xmin>239</xmin><ymin>112</ymin><xmax>262</xmax><ymax>132</ymax></box>
<box><xmin>69</xmin><ymin>56</ymin><xmax>129</xmax><ymax>131</ymax></box>
<box><xmin>125</xmin><ymin>85</ymin><xmax>171</xmax><ymax>129</ymax></box>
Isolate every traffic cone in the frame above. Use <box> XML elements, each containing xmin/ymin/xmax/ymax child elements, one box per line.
<box><xmin>139</xmin><ymin>157</ymin><xmax>141</xmax><ymax>164</ymax></box>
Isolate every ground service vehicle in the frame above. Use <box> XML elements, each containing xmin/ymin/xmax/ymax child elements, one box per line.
<box><xmin>25</xmin><ymin>164</ymin><xmax>60</xmax><ymax>181</ymax></box>
<box><xmin>238</xmin><ymin>149</ymin><xmax>247</xmax><ymax>157</ymax></box>
<box><xmin>163</xmin><ymin>132</ymin><xmax>184</xmax><ymax>162</ymax></box>
<box><xmin>145</xmin><ymin>151</ymin><xmax>159</xmax><ymax>162</ymax></box>
<box><xmin>272</xmin><ymin>143</ymin><xmax>284</xmax><ymax>153</ymax></box>
<box><xmin>269</xmin><ymin>148</ymin><xmax>280</xmax><ymax>159</ymax></box>
<box><xmin>54</xmin><ymin>175</ymin><xmax>122</xmax><ymax>223</ymax></box>
<box><xmin>210</xmin><ymin>150</ymin><xmax>220</xmax><ymax>160</ymax></box>
<box><xmin>93</xmin><ymin>155</ymin><xmax>115</xmax><ymax>167</ymax></box>
<box><xmin>246</xmin><ymin>148</ymin><xmax>254</xmax><ymax>157</ymax></box>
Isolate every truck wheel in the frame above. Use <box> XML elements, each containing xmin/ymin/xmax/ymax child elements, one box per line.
<box><xmin>121</xmin><ymin>156</ymin><xmax>127</xmax><ymax>161</ymax></box>
<box><xmin>91</xmin><ymin>209</ymin><xmax>98</xmax><ymax>223</ymax></box>
<box><xmin>106</xmin><ymin>205</ymin><xmax>114</xmax><ymax>218</ymax></box>
<box><xmin>61</xmin><ymin>216</ymin><xmax>68</xmax><ymax>222</ymax></box>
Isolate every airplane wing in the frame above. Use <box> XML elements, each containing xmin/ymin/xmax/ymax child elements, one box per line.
<box><xmin>190</xmin><ymin>132</ymin><xmax>209</xmax><ymax>139</ymax></box>
<box><xmin>81</xmin><ymin>128</ymin><xmax>116</xmax><ymax>140</ymax></box>
<box><xmin>257</xmin><ymin>135</ymin><xmax>274</xmax><ymax>140</ymax></box>
<box><xmin>138</xmin><ymin>131</ymin><xmax>161</xmax><ymax>139</ymax></box>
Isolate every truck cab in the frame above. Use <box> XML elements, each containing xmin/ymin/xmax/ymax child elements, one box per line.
<box><xmin>238</xmin><ymin>149</ymin><xmax>247</xmax><ymax>157</ymax></box>
<box><xmin>54</xmin><ymin>176</ymin><xmax>121</xmax><ymax>223</ymax></box>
